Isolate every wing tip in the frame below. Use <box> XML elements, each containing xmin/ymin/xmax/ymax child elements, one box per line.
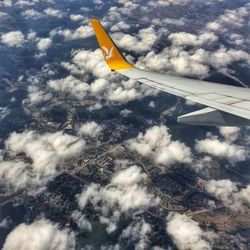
<box><xmin>90</xmin><ymin>18</ymin><xmax>134</xmax><ymax>71</ymax></box>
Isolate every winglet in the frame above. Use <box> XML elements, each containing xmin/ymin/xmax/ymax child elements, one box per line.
<box><xmin>90</xmin><ymin>19</ymin><xmax>134</xmax><ymax>71</ymax></box>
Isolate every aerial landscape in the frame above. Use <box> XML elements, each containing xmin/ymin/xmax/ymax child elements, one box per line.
<box><xmin>0</xmin><ymin>0</ymin><xmax>250</xmax><ymax>249</ymax></box>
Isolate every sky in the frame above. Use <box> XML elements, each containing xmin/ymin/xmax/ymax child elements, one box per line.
<box><xmin>0</xmin><ymin>0</ymin><xmax>250</xmax><ymax>249</ymax></box>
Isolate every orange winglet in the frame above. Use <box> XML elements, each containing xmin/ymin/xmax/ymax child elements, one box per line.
<box><xmin>90</xmin><ymin>19</ymin><xmax>134</xmax><ymax>71</ymax></box>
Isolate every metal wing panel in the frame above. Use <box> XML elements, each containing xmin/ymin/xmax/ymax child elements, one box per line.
<box><xmin>118</xmin><ymin>68</ymin><xmax>250</xmax><ymax>121</ymax></box>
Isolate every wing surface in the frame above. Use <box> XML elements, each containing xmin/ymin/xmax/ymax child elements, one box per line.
<box><xmin>90</xmin><ymin>19</ymin><xmax>250</xmax><ymax>126</ymax></box>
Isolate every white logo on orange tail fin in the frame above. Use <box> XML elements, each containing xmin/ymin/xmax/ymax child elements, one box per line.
<box><xmin>101</xmin><ymin>46</ymin><xmax>113</xmax><ymax>61</ymax></box>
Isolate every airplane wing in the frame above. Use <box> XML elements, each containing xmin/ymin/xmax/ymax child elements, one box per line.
<box><xmin>90</xmin><ymin>19</ymin><xmax>250</xmax><ymax>127</ymax></box>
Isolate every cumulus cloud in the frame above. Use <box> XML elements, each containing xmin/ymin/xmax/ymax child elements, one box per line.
<box><xmin>90</xmin><ymin>78</ymin><xmax>108</xmax><ymax>94</ymax></box>
<box><xmin>127</xmin><ymin>125</ymin><xmax>192</xmax><ymax>165</ymax></box>
<box><xmin>112</xmin><ymin>26</ymin><xmax>158</xmax><ymax>53</ymax></box>
<box><xmin>50</xmin><ymin>24</ymin><xmax>94</xmax><ymax>41</ymax></box>
<box><xmin>120</xmin><ymin>109</ymin><xmax>133</xmax><ymax>117</ymax></box>
<box><xmin>102</xmin><ymin>78</ymin><xmax>157</xmax><ymax>104</ymax></box>
<box><xmin>120</xmin><ymin>220</ymin><xmax>152</xmax><ymax>250</ymax></box>
<box><xmin>3</xmin><ymin>219</ymin><xmax>75</xmax><ymax>250</ymax></box>
<box><xmin>219</xmin><ymin>127</ymin><xmax>240</xmax><ymax>142</ymax></box>
<box><xmin>70</xmin><ymin>14</ymin><xmax>84</xmax><ymax>22</ymax></box>
<box><xmin>77</xmin><ymin>165</ymin><xmax>158</xmax><ymax>232</ymax></box>
<box><xmin>77</xmin><ymin>121</ymin><xmax>103</xmax><ymax>138</ymax></box>
<box><xmin>71</xmin><ymin>210</ymin><xmax>92</xmax><ymax>231</ymax></box>
<box><xmin>48</xmin><ymin>75</ymin><xmax>90</xmax><ymax>99</ymax></box>
<box><xmin>6</xmin><ymin>130</ymin><xmax>85</xmax><ymax>175</ymax></box>
<box><xmin>43</xmin><ymin>7</ymin><xmax>63</xmax><ymax>17</ymax></box>
<box><xmin>110</xmin><ymin>21</ymin><xmax>130</xmax><ymax>32</ymax></box>
<box><xmin>22</xmin><ymin>9</ymin><xmax>42</xmax><ymax>19</ymax></box>
<box><xmin>152</xmin><ymin>17</ymin><xmax>186</xmax><ymax>27</ymax></box>
<box><xmin>0</xmin><ymin>160</ymin><xmax>32</xmax><ymax>191</ymax></box>
<box><xmin>1</xmin><ymin>31</ymin><xmax>25</xmax><ymax>47</ymax></box>
<box><xmin>37</xmin><ymin>38</ymin><xmax>52</xmax><ymax>51</ymax></box>
<box><xmin>148</xmin><ymin>0</ymin><xmax>190</xmax><ymax>7</ymax></box>
<box><xmin>62</xmin><ymin>49</ymin><xmax>110</xmax><ymax>78</ymax></box>
<box><xmin>166</xmin><ymin>213</ymin><xmax>216</xmax><ymax>250</ymax></box>
<box><xmin>28</xmin><ymin>85</ymin><xmax>53</xmax><ymax>105</ymax></box>
<box><xmin>195</xmin><ymin>134</ymin><xmax>248</xmax><ymax>163</ymax></box>
<box><xmin>205</xmin><ymin>179</ymin><xmax>250</xmax><ymax>212</ymax></box>
<box><xmin>1</xmin><ymin>130</ymin><xmax>85</xmax><ymax>190</ymax></box>
<box><xmin>168</xmin><ymin>32</ymin><xmax>218</xmax><ymax>47</ymax></box>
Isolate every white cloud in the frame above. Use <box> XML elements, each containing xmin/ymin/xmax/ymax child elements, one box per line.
<box><xmin>87</xmin><ymin>103</ymin><xmax>103</xmax><ymax>112</ymax></box>
<box><xmin>120</xmin><ymin>220</ymin><xmax>152</xmax><ymax>250</ymax></box>
<box><xmin>90</xmin><ymin>78</ymin><xmax>108</xmax><ymax>94</ymax></box>
<box><xmin>93</xmin><ymin>0</ymin><xmax>103</xmax><ymax>4</ymax></box>
<box><xmin>170</xmin><ymin>55</ymin><xmax>209</xmax><ymax>78</ymax></box>
<box><xmin>43</xmin><ymin>7</ymin><xmax>62</xmax><ymax>17</ymax></box>
<box><xmin>22</xmin><ymin>9</ymin><xmax>42</xmax><ymax>19</ymax></box>
<box><xmin>78</xmin><ymin>165</ymin><xmax>156</xmax><ymax>212</ymax></box>
<box><xmin>3</xmin><ymin>219</ymin><xmax>75</xmax><ymax>250</ymax></box>
<box><xmin>77</xmin><ymin>165</ymin><xmax>158</xmax><ymax>232</ymax></box>
<box><xmin>77</xmin><ymin>121</ymin><xmax>103</xmax><ymax>138</ymax></box>
<box><xmin>70</xmin><ymin>14</ymin><xmax>84</xmax><ymax>22</ymax></box>
<box><xmin>205</xmin><ymin>179</ymin><xmax>250</xmax><ymax>212</ymax></box>
<box><xmin>105</xmin><ymin>78</ymin><xmax>158</xmax><ymax>104</ymax></box>
<box><xmin>110</xmin><ymin>21</ymin><xmax>130</xmax><ymax>32</ymax></box>
<box><xmin>219</xmin><ymin>127</ymin><xmax>240</xmax><ymax>142</ymax></box>
<box><xmin>2</xmin><ymin>130</ymin><xmax>85</xmax><ymax>190</ymax></box>
<box><xmin>28</xmin><ymin>85</ymin><xmax>53</xmax><ymax>105</ymax></box>
<box><xmin>152</xmin><ymin>17</ymin><xmax>186</xmax><ymax>27</ymax></box>
<box><xmin>71</xmin><ymin>210</ymin><xmax>92</xmax><ymax>231</ymax></box>
<box><xmin>168</xmin><ymin>32</ymin><xmax>218</xmax><ymax>47</ymax></box>
<box><xmin>137</xmin><ymin>47</ymin><xmax>210</xmax><ymax>78</ymax></box>
<box><xmin>51</xmin><ymin>24</ymin><xmax>94</xmax><ymax>41</ymax></box>
<box><xmin>149</xmin><ymin>101</ymin><xmax>155</xmax><ymax>108</ymax></box>
<box><xmin>62</xmin><ymin>49</ymin><xmax>110</xmax><ymax>78</ymax></box>
<box><xmin>166</xmin><ymin>213</ymin><xmax>216</xmax><ymax>250</ymax></box>
<box><xmin>0</xmin><ymin>160</ymin><xmax>32</xmax><ymax>191</ymax></box>
<box><xmin>1</xmin><ymin>31</ymin><xmax>25</xmax><ymax>47</ymax></box>
<box><xmin>6</xmin><ymin>130</ymin><xmax>85</xmax><ymax>175</ymax></box>
<box><xmin>127</xmin><ymin>125</ymin><xmax>192</xmax><ymax>165</ymax></box>
<box><xmin>111</xmin><ymin>26</ymin><xmax>158</xmax><ymax>53</ymax></box>
<box><xmin>0</xmin><ymin>218</ymin><xmax>9</xmax><ymax>228</ymax></box>
<box><xmin>48</xmin><ymin>75</ymin><xmax>90</xmax><ymax>99</ymax></box>
<box><xmin>206</xmin><ymin>21</ymin><xmax>221</xmax><ymax>31</ymax></box>
<box><xmin>37</xmin><ymin>38</ymin><xmax>52</xmax><ymax>51</ymax></box>
<box><xmin>148</xmin><ymin>0</ymin><xmax>190</xmax><ymax>7</ymax></box>
<box><xmin>120</xmin><ymin>109</ymin><xmax>133</xmax><ymax>117</ymax></box>
<box><xmin>195</xmin><ymin>134</ymin><xmax>248</xmax><ymax>163</ymax></box>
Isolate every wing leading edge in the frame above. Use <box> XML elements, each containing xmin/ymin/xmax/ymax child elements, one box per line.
<box><xmin>90</xmin><ymin>19</ymin><xmax>250</xmax><ymax>127</ymax></box>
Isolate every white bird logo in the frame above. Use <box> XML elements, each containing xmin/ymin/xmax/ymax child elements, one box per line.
<box><xmin>101</xmin><ymin>46</ymin><xmax>113</xmax><ymax>61</ymax></box>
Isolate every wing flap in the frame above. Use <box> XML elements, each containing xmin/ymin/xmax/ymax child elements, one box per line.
<box><xmin>178</xmin><ymin>107</ymin><xmax>250</xmax><ymax>126</ymax></box>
